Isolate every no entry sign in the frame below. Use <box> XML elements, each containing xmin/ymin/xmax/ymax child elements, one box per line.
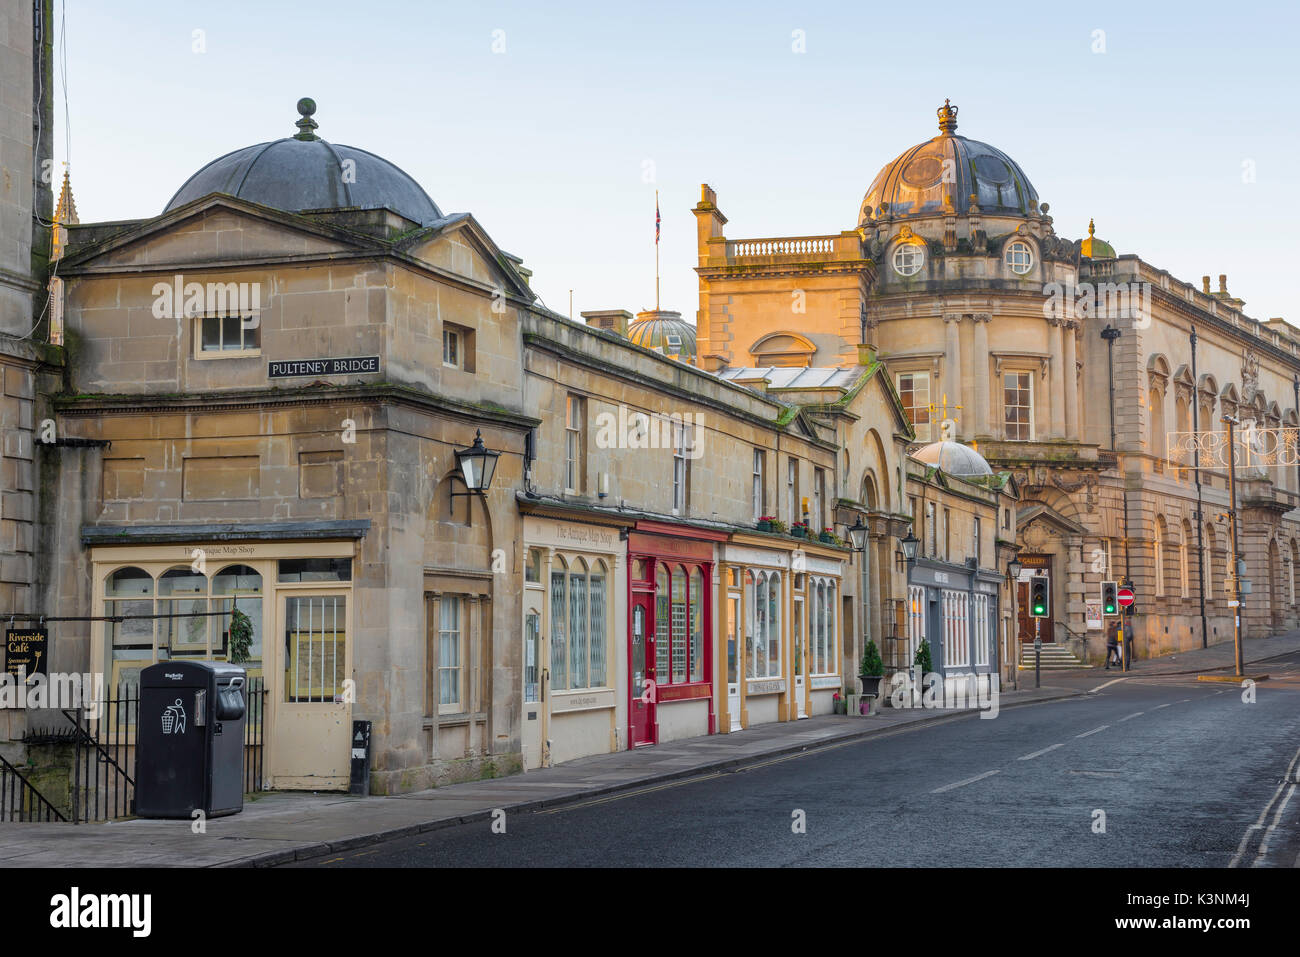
<box><xmin>1117</xmin><ymin>586</ymin><xmax>1135</xmax><ymax>608</ymax></box>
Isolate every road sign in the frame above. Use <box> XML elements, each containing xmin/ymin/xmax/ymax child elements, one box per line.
<box><xmin>1117</xmin><ymin>586</ymin><xmax>1135</xmax><ymax>608</ymax></box>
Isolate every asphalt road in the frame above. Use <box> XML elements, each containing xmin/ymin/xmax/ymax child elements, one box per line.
<box><xmin>294</xmin><ymin>653</ymin><xmax>1300</xmax><ymax>868</ymax></box>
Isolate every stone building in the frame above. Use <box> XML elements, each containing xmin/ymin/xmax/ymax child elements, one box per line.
<box><xmin>690</xmin><ymin>99</ymin><xmax>1300</xmax><ymax>664</ymax></box>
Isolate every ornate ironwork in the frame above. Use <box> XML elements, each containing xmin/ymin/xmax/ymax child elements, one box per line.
<box><xmin>1167</xmin><ymin>427</ymin><xmax>1300</xmax><ymax>468</ymax></box>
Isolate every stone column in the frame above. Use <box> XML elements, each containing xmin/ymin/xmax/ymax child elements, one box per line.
<box><xmin>943</xmin><ymin>313</ymin><xmax>962</xmax><ymax>437</ymax></box>
<box><xmin>1063</xmin><ymin>321</ymin><xmax>1079</xmax><ymax>440</ymax></box>
<box><xmin>972</xmin><ymin>314</ymin><xmax>991</xmax><ymax>437</ymax></box>
<box><xmin>1049</xmin><ymin>318</ymin><xmax>1066</xmax><ymax>438</ymax></box>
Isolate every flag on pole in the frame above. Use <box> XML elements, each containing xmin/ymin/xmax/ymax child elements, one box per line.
<box><xmin>655</xmin><ymin>195</ymin><xmax>661</xmax><ymax>245</ymax></box>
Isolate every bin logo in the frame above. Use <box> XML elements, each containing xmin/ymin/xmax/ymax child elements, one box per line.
<box><xmin>162</xmin><ymin>698</ymin><xmax>187</xmax><ymax>735</ymax></box>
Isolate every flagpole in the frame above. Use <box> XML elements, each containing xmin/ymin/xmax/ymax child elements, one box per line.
<box><xmin>655</xmin><ymin>190</ymin><xmax>660</xmax><ymax>312</ymax></box>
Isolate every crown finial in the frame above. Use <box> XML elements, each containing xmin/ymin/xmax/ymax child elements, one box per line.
<box><xmin>1088</xmin><ymin>218</ymin><xmax>1095</xmax><ymax>238</ymax></box>
<box><xmin>294</xmin><ymin>98</ymin><xmax>319</xmax><ymax>141</ymax></box>
<box><xmin>937</xmin><ymin>99</ymin><xmax>958</xmax><ymax>134</ymax></box>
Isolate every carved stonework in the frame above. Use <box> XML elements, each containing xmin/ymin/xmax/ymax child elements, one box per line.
<box><xmin>1242</xmin><ymin>349</ymin><xmax>1261</xmax><ymax>404</ymax></box>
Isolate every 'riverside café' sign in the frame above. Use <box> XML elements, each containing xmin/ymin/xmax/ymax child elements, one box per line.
<box><xmin>269</xmin><ymin>356</ymin><xmax>379</xmax><ymax>379</ymax></box>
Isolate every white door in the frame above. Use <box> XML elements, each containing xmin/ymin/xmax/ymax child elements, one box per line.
<box><xmin>522</xmin><ymin>607</ymin><xmax>546</xmax><ymax>769</ymax></box>
<box><xmin>726</xmin><ymin>593</ymin><xmax>742</xmax><ymax>731</ymax></box>
<box><xmin>793</xmin><ymin>597</ymin><xmax>807</xmax><ymax>718</ymax></box>
<box><xmin>267</xmin><ymin>591</ymin><xmax>351</xmax><ymax>789</ymax></box>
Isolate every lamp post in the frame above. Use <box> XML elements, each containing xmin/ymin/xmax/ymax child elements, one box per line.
<box><xmin>1191</xmin><ymin>326</ymin><xmax>1208</xmax><ymax>649</ymax></box>
<box><xmin>1007</xmin><ymin>556</ymin><xmax>1022</xmax><ymax>690</ymax></box>
<box><xmin>1101</xmin><ymin>323</ymin><xmax>1131</xmax><ymax>579</ymax></box>
<box><xmin>899</xmin><ymin>529</ymin><xmax>920</xmax><ymax>699</ymax></box>
<box><xmin>1223</xmin><ymin>414</ymin><xmax>1246</xmax><ymax>678</ymax></box>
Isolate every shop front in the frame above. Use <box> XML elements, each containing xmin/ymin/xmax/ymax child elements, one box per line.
<box><xmin>87</xmin><ymin>530</ymin><xmax>363</xmax><ymax>791</ymax></box>
<box><xmin>906</xmin><ymin>559</ymin><xmax>1001</xmax><ymax>682</ymax></box>
<box><xmin>720</xmin><ymin>538</ymin><xmax>845</xmax><ymax>731</ymax></box>
<box><xmin>520</xmin><ymin>515</ymin><xmax>626</xmax><ymax>769</ymax></box>
<box><xmin>626</xmin><ymin>523</ymin><xmax>724</xmax><ymax>747</ymax></box>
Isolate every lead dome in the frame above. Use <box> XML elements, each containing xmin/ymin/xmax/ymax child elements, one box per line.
<box><xmin>860</xmin><ymin>100</ymin><xmax>1039</xmax><ymax>222</ymax></box>
<box><xmin>164</xmin><ymin>98</ymin><xmax>443</xmax><ymax>225</ymax></box>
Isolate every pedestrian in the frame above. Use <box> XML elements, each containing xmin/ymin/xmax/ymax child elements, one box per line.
<box><xmin>1105</xmin><ymin>619</ymin><xmax>1120</xmax><ymax>669</ymax></box>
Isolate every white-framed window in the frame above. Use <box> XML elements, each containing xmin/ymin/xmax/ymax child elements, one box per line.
<box><xmin>973</xmin><ymin>593</ymin><xmax>991</xmax><ymax>667</ymax></box>
<box><xmin>195</xmin><ymin>314</ymin><xmax>259</xmax><ymax>357</ymax></box>
<box><xmin>1005</xmin><ymin>240</ymin><xmax>1034</xmax><ymax>275</ymax></box>
<box><xmin>442</xmin><ymin>327</ymin><xmax>460</xmax><ymax>368</ymax></box>
<box><xmin>943</xmin><ymin>508</ymin><xmax>951</xmax><ymax>562</ymax></box>
<box><xmin>1179</xmin><ymin>541</ymin><xmax>1189</xmax><ymax>598</ymax></box>
<box><xmin>943</xmin><ymin>589</ymin><xmax>970</xmax><ymax>669</ymax></box>
<box><xmin>103</xmin><ymin>563</ymin><xmax>267</xmax><ymax>692</ymax></box>
<box><xmin>549</xmin><ymin>557</ymin><xmax>609</xmax><ymax>691</ymax></box>
<box><xmin>745</xmin><ymin>568</ymin><xmax>782</xmax><ymax>679</ymax></box>
<box><xmin>812</xmin><ymin>468</ymin><xmax>825</xmax><ymax>533</ymax></box>
<box><xmin>438</xmin><ymin>595</ymin><xmax>465</xmax><ymax>713</ymax></box>
<box><xmin>893</xmin><ymin>242</ymin><xmax>925</xmax><ymax>277</ymax></box>
<box><xmin>786</xmin><ymin>458</ymin><xmax>798</xmax><ymax>525</ymax></box>
<box><xmin>926</xmin><ymin>501</ymin><xmax>937</xmax><ymax>557</ymax></box>
<box><xmin>752</xmin><ymin>449</ymin><xmax>766</xmax><ymax>521</ymax></box>
<box><xmin>907</xmin><ymin>584</ymin><xmax>926</xmax><ymax>665</ymax></box>
<box><xmin>565</xmin><ymin>395</ymin><xmax>585</xmax><ymax>493</ymax></box>
<box><xmin>811</xmin><ymin>577</ymin><xmax>838</xmax><ymax>675</ymax></box>
<box><xmin>672</xmin><ymin>421</ymin><xmax>688</xmax><ymax>514</ymax></box>
<box><xmin>1154</xmin><ymin>530</ymin><xmax>1165</xmax><ymax>597</ymax></box>
<box><xmin>897</xmin><ymin>371</ymin><xmax>932</xmax><ymax>441</ymax></box>
<box><xmin>973</xmin><ymin>516</ymin><xmax>982</xmax><ymax>567</ymax></box>
<box><xmin>1003</xmin><ymin>371</ymin><xmax>1033</xmax><ymax>440</ymax></box>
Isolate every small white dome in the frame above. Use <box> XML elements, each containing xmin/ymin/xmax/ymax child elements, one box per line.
<box><xmin>912</xmin><ymin>440</ymin><xmax>993</xmax><ymax>477</ymax></box>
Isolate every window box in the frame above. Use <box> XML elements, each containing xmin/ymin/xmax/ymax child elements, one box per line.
<box><xmin>791</xmin><ymin>524</ymin><xmax>809</xmax><ymax>539</ymax></box>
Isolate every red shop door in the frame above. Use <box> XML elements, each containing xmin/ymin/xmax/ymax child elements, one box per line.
<box><xmin>629</xmin><ymin>594</ymin><xmax>656</xmax><ymax>747</ymax></box>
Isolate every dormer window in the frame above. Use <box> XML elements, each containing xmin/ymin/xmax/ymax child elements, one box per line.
<box><xmin>665</xmin><ymin>334</ymin><xmax>682</xmax><ymax>352</ymax></box>
<box><xmin>1005</xmin><ymin>240</ymin><xmax>1033</xmax><ymax>275</ymax></box>
<box><xmin>893</xmin><ymin>243</ymin><xmax>925</xmax><ymax>277</ymax></box>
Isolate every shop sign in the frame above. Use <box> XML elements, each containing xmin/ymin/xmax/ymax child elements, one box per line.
<box><xmin>658</xmin><ymin>684</ymin><xmax>710</xmax><ymax>702</ymax></box>
<box><xmin>268</xmin><ymin>356</ymin><xmax>379</xmax><ymax>378</ymax></box>
<box><xmin>5</xmin><ymin>629</ymin><xmax>48</xmax><ymax>680</ymax></box>
<box><xmin>745</xmin><ymin>679</ymin><xmax>786</xmax><ymax>696</ymax></box>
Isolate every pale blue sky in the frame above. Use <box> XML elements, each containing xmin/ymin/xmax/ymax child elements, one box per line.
<box><xmin>54</xmin><ymin>0</ymin><xmax>1299</xmax><ymax>324</ymax></box>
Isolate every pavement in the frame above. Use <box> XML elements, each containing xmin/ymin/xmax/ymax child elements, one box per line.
<box><xmin>2</xmin><ymin>630</ymin><xmax>1297</xmax><ymax>868</ymax></box>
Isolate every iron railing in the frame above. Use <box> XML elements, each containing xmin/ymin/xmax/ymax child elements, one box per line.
<box><xmin>0</xmin><ymin>752</ymin><xmax>67</xmax><ymax>822</ymax></box>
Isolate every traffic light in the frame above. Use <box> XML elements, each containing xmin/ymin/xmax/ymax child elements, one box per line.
<box><xmin>1101</xmin><ymin>580</ymin><xmax>1118</xmax><ymax>616</ymax></box>
<box><xmin>1030</xmin><ymin>576</ymin><xmax>1050</xmax><ymax>618</ymax></box>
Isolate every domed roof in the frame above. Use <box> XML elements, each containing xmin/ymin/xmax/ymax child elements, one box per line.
<box><xmin>164</xmin><ymin>99</ymin><xmax>442</xmax><ymax>226</ymax></box>
<box><xmin>628</xmin><ymin>310</ymin><xmax>697</xmax><ymax>359</ymax></box>
<box><xmin>912</xmin><ymin>440</ymin><xmax>993</xmax><ymax>477</ymax></box>
<box><xmin>1080</xmin><ymin>218</ymin><xmax>1116</xmax><ymax>260</ymax></box>
<box><xmin>860</xmin><ymin>101</ymin><xmax>1039</xmax><ymax>221</ymax></box>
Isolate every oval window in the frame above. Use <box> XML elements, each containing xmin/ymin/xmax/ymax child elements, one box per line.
<box><xmin>893</xmin><ymin>243</ymin><xmax>925</xmax><ymax>277</ymax></box>
<box><xmin>1005</xmin><ymin>240</ymin><xmax>1033</xmax><ymax>275</ymax></box>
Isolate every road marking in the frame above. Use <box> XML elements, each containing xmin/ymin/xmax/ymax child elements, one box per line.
<box><xmin>1230</xmin><ymin>744</ymin><xmax>1300</xmax><ymax>868</ymax></box>
<box><xmin>1075</xmin><ymin>725</ymin><xmax>1109</xmax><ymax>738</ymax></box>
<box><xmin>1153</xmin><ymin>703</ymin><xmax>1172</xmax><ymax>709</ymax></box>
<box><xmin>540</xmin><ymin>771</ymin><xmax>726</xmax><ymax>813</ymax></box>
<box><xmin>931</xmin><ymin>770</ymin><xmax>1000</xmax><ymax>794</ymax></box>
<box><xmin>1253</xmin><ymin>784</ymin><xmax>1297</xmax><ymax>866</ymax></box>
<box><xmin>1089</xmin><ymin>677</ymin><xmax>1129</xmax><ymax>694</ymax></box>
<box><xmin>1118</xmin><ymin>712</ymin><xmax>1144</xmax><ymax>722</ymax></box>
<box><xmin>1018</xmin><ymin>743</ymin><xmax>1065</xmax><ymax>761</ymax></box>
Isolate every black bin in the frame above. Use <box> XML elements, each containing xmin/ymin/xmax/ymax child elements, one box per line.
<box><xmin>135</xmin><ymin>661</ymin><xmax>247</xmax><ymax>819</ymax></box>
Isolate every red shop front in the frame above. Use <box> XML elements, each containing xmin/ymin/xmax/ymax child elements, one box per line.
<box><xmin>626</xmin><ymin>523</ymin><xmax>724</xmax><ymax>748</ymax></box>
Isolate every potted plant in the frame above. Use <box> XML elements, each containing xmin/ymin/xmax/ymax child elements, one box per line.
<box><xmin>913</xmin><ymin>637</ymin><xmax>933</xmax><ymax>697</ymax></box>
<box><xmin>769</xmin><ymin>518</ymin><xmax>788</xmax><ymax>534</ymax></box>
<box><xmin>790</xmin><ymin>521</ymin><xmax>809</xmax><ymax>539</ymax></box>
<box><xmin>859</xmin><ymin>639</ymin><xmax>884</xmax><ymax>698</ymax></box>
<box><xmin>228</xmin><ymin>607</ymin><xmax>254</xmax><ymax>664</ymax></box>
<box><xmin>757</xmin><ymin>515</ymin><xmax>776</xmax><ymax>532</ymax></box>
<box><xmin>832</xmin><ymin>690</ymin><xmax>845</xmax><ymax>715</ymax></box>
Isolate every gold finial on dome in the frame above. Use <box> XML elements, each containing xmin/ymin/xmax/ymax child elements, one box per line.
<box><xmin>937</xmin><ymin>99</ymin><xmax>958</xmax><ymax>134</ymax></box>
<box><xmin>1088</xmin><ymin>218</ymin><xmax>1095</xmax><ymax>238</ymax></box>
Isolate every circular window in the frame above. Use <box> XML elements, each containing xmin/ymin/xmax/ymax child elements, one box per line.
<box><xmin>893</xmin><ymin>243</ymin><xmax>925</xmax><ymax>277</ymax></box>
<box><xmin>1005</xmin><ymin>240</ymin><xmax>1033</xmax><ymax>275</ymax></box>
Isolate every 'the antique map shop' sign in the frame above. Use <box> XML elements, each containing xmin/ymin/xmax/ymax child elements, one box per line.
<box><xmin>269</xmin><ymin>356</ymin><xmax>379</xmax><ymax>378</ymax></box>
<box><xmin>5</xmin><ymin>628</ymin><xmax>48</xmax><ymax>680</ymax></box>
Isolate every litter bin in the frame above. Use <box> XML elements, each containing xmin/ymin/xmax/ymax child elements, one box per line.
<box><xmin>135</xmin><ymin>660</ymin><xmax>247</xmax><ymax>819</ymax></box>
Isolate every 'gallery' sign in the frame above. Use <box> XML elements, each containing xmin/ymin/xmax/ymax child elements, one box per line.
<box><xmin>269</xmin><ymin>356</ymin><xmax>379</xmax><ymax>378</ymax></box>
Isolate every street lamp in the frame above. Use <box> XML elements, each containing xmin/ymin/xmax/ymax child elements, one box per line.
<box><xmin>847</xmin><ymin>517</ymin><xmax>869</xmax><ymax>553</ymax></box>
<box><xmin>454</xmin><ymin>429</ymin><xmax>500</xmax><ymax>492</ymax></box>
<box><xmin>1007</xmin><ymin>555</ymin><xmax>1022</xmax><ymax>690</ymax></box>
<box><xmin>899</xmin><ymin>529</ymin><xmax>919</xmax><ymax>564</ymax></box>
<box><xmin>1008</xmin><ymin>557</ymin><xmax>1022</xmax><ymax>580</ymax></box>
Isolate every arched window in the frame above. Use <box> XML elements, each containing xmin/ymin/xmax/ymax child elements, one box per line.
<box><xmin>214</xmin><ymin>564</ymin><xmax>263</xmax><ymax>664</ymax></box>
<box><xmin>548</xmin><ymin>556</ymin><xmax>609</xmax><ymax>692</ymax></box>
<box><xmin>159</xmin><ymin>567</ymin><xmax>209</xmax><ymax>656</ymax></box>
<box><xmin>569</xmin><ymin>557</ymin><xmax>589</xmax><ymax>688</ymax></box>
<box><xmin>1154</xmin><ymin>517</ymin><xmax>1167</xmax><ymax>597</ymax></box>
<box><xmin>656</xmin><ymin>564</ymin><xmax>671</xmax><ymax>683</ymax></box>
<box><xmin>689</xmin><ymin>567</ymin><xmax>704</xmax><ymax>682</ymax></box>
<box><xmin>745</xmin><ymin>569</ymin><xmax>782</xmax><ymax>679</ymax></box>
<box><xmin>670</xmin><ymin>565</ymin><xmax>688</xmax><ymax>684</ymax></box>
<box><xmin>550</xmin><ymin>556</ymin><xmax>569</xmax><ymax>691</ymax></box>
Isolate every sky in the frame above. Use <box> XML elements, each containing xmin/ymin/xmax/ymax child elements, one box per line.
<box><xmin>49</xmin><ymin>0</ymin><xmax>1300</xmax><ymax>325</ymax></box>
